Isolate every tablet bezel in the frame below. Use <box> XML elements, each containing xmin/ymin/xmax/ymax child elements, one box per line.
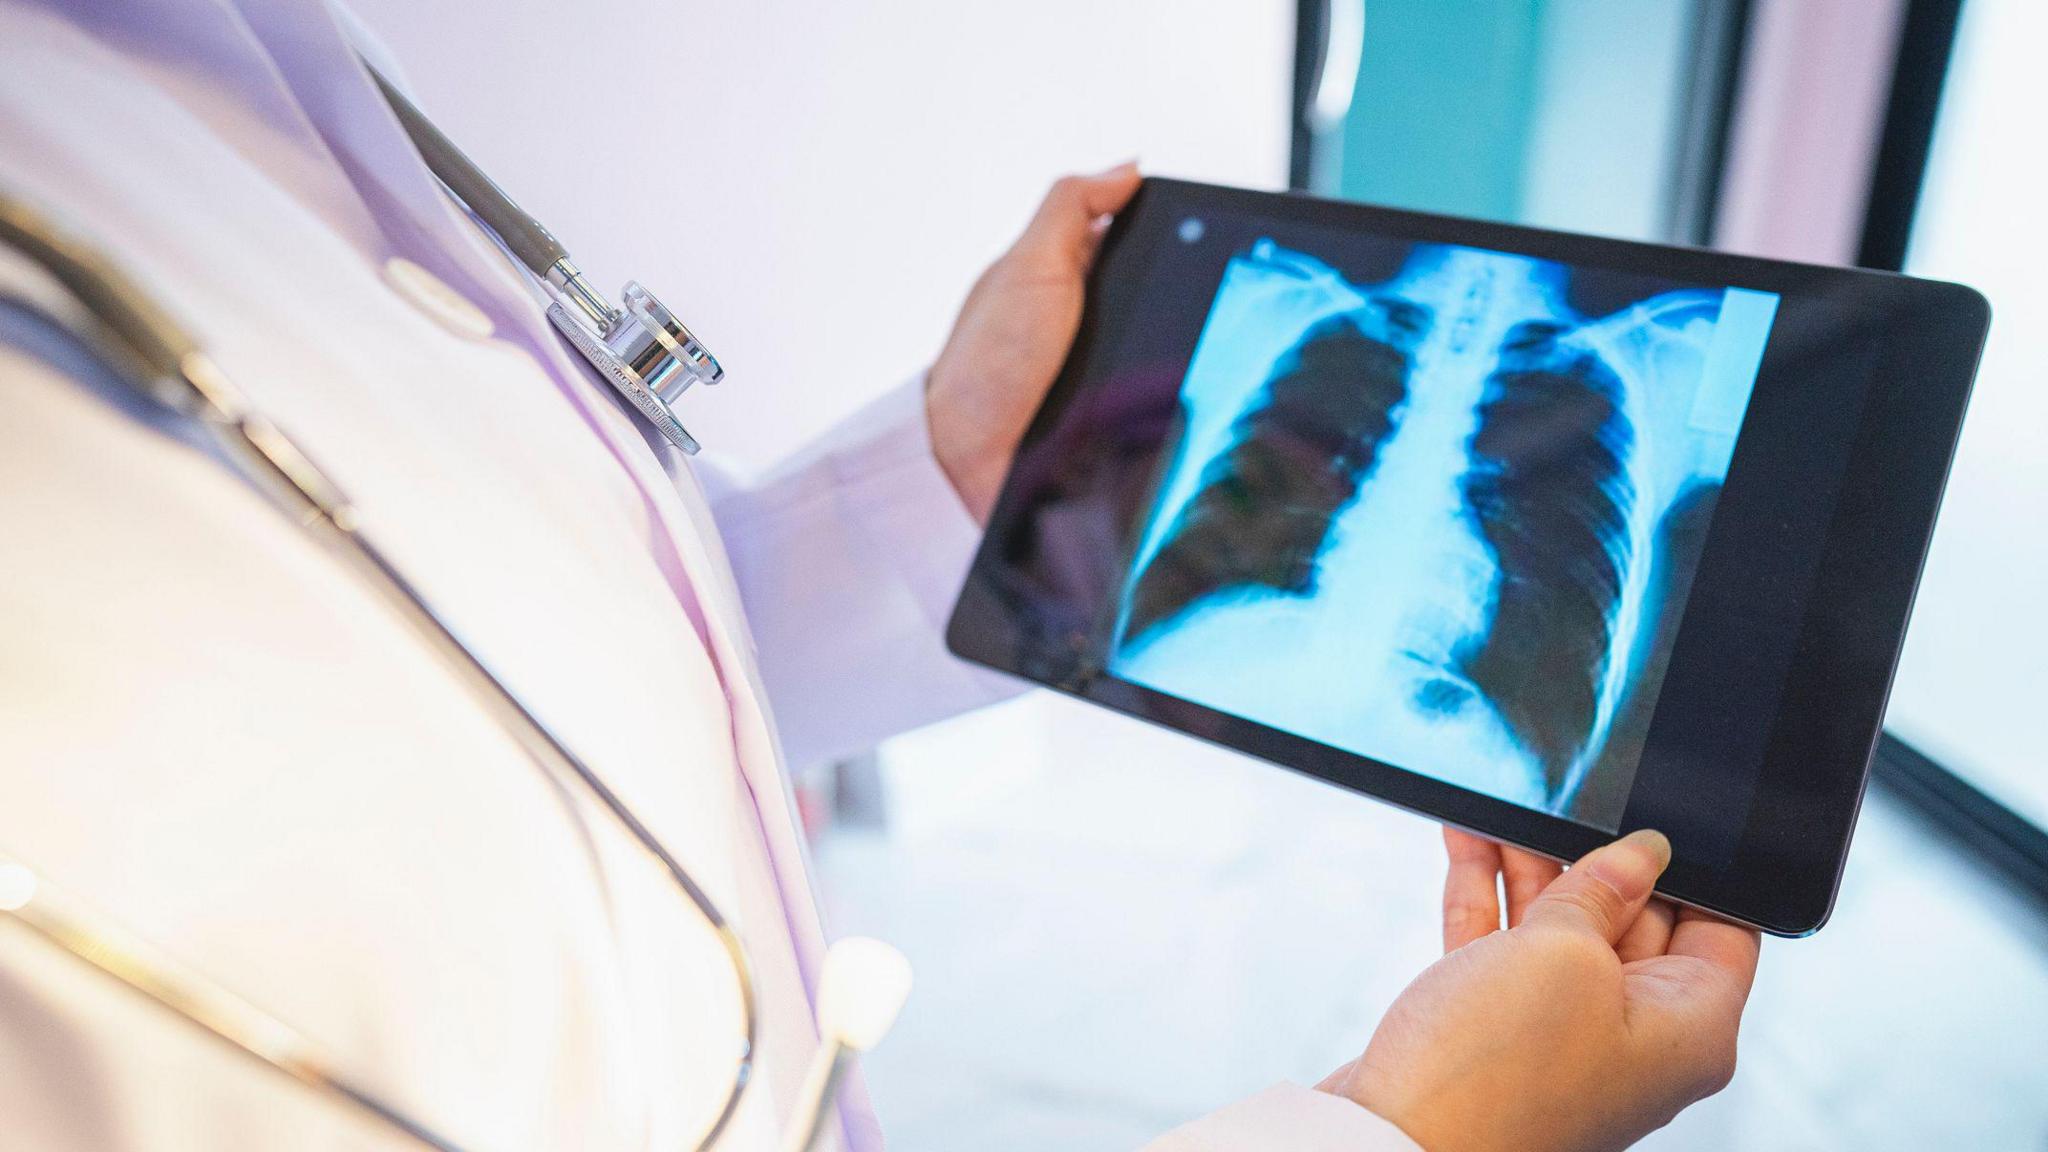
<box><xmin>947</xmin><ymin>178</ymin><xmax>1988</xmax><ymax>936</ymax></box>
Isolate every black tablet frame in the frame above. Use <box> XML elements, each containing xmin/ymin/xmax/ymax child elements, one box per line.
<box><xmin>947</xmin><ymin>177</ymin><xmax>1988</xmax><ymax>936</ymax></box>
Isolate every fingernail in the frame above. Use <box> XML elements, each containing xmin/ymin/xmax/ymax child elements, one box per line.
<box><xmin>1623</xmin><ymin>828</ymin><xmax>1673</xmax><ymax>866</ymax></box>
<box><xmin>1583</xmin><ymin>829</ymin><xmax>1672</xmax><ymax>896</ymax></box>
<box><xmin>1101</xmin><ymin>159</ymin><xmax>1140</xmax><ymax>178</ymax></box>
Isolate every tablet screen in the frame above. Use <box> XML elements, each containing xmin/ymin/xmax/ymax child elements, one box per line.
<box><xmin>951</xmin><ymin>179</ymin><xmax>1986</xmax><ymax>932</ymax></box>
<box><xmin>1109</xmin><ymin>234</ymin><xmax>1779</xmax><ymax>832</ymax></box>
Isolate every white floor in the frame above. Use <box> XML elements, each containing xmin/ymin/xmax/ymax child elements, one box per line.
<box><xmin>813</xmin><ymin>692</ymin><xmax>2048</xmax><ymax>1151</ymax></box>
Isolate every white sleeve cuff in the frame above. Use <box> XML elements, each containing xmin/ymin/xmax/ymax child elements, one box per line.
<box><xmin>1140</xmin><ymin>1084</ymin><xmax>1425</xmax><ymax>1152</ymax></box>
<box><xmin>822</xmin><ymin>372</ymin><xmax>987</xmax><ymax>635</ymax></box>
<box><xmin>706</xmin><ymin>374</ymin><xmax>1021</xmax><ymax>767</ymax></box>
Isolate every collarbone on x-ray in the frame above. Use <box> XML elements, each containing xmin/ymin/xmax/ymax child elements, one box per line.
<box><xmin>1113</xmin><ymin>240</ymin><xmax>1771</xmax><ymax>828</ymax></box>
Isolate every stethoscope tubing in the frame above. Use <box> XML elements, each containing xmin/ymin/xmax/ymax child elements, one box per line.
<box><xmin>0</xmin><ymin>190</ymin><xmax>757</xmax><ymax>1152</ymax></box>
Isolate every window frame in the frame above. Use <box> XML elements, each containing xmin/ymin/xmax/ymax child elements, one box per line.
<box><xmin>1854</xmin><ymin>0</ymin><xmax>2048</xmax><ymax>898</ymax></box>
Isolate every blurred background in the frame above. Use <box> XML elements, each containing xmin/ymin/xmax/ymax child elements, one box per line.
<box><xmin>353</xmin><ymin>0</ymin><xmax>2048</xmax><ymax>1147</ymax></box>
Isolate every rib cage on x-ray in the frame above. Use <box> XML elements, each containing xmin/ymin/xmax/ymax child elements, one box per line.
<box><xmin>1457</xmin><ymin>320</ymin><xmax>1636</xmax><ymax>796</ymax></box>
<box><xmin>1122</xmin><ymin>302</ymin><xmax>1423</xmax><ymax>639</ymax></box>
<box><xmin>1115</xmin><ymin>242</ymin><xmax>1748</xmax><ymax>819</ymax></box>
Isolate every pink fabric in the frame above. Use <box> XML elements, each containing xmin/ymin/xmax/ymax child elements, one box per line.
<box><xmin>1714</xmin><ymin>0</ymin><xmax>1908</xmax><ymax>265</ymax></box>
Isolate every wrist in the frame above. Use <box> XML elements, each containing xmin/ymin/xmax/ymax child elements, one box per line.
<box><xmin>1320</xmin><ymin>1061</ymin><xmax>1443</xmax><ymax>1152</ymax></box>
<box><xmin>923</xmin><ymin>370</ymin><xmax>1000</xmax><ymax>526</ymax></box>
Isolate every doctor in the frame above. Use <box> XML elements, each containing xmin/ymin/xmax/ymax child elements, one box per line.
<box><xmin>0</xmin><ymin>1</ymin><xmax>1758</xmax><ymax>1149</ymax></box>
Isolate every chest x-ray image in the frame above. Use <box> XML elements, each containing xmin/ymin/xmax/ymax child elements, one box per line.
<box><xmin>1110</xmin><ymin>239</ymin><xmax>1779</xmax><ymax>828</ymax></box>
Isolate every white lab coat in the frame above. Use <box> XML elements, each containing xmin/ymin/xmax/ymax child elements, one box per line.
<box><xmin>0</xmin><ymin>1</ymin><xmax>1417</xmax><ymax>1148</ymax></box>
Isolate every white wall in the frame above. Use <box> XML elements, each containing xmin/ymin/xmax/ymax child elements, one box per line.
<box><xmin>1890</xmin><ymin>0</ymin><xmax>2048</xmax><ymax>828</ymax></box>
<box><xmin>348</xmin><ymin>0</ymin><xmax>1295</xmax><ymax>472</ymax></box>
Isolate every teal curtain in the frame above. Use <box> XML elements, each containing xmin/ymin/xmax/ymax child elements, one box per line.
<box><xmin>1327</xmin><ymin>0</ymin><xmax>1696</xmax><ymax>240</ymax></box>
<box><xmin>1336</xmin><ymin>0</ymin><xmax>1546</xmax><ymax>221</ymax></box>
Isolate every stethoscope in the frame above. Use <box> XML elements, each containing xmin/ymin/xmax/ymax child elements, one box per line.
<box><xmin>0</xmin><ymin>59</ymin><xmax>904</xmax><ymax>1152</ymax></box>
<box><xmin>366</xmin><ymin>63</ymin><xmax>724</xmax><ymax>457</ymax></box>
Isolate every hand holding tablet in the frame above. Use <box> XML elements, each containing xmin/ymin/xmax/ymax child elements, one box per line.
<box><xmin>1324</xmin><ymin>827</ymin><xmax>1761</xmax><ymax>1152</ymax></box>
<box><xmin>949</xmin><ymin>178</ymin><xmax>1988</xmax><ymax>934</ymax></box>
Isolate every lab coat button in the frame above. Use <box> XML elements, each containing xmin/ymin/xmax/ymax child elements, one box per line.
<box><xmin>381</xmin><ymin>257</ymin><xmax>494</xmax><ymax>340</ymax></box>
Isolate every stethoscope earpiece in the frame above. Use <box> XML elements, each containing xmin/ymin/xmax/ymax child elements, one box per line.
<box><xmin>782</xmin><ymin>938</ymin><xmax>913</xmax><ymax>1152</ymax></box>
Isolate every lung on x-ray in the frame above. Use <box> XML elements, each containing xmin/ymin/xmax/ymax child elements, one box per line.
<box><xmin>1109</xmin><ymin>240</ymin><xmax>1778</xmax><ymax>829</ymax></box>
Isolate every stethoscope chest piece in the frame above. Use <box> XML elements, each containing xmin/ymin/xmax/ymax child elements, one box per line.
<box><xmin>547</xmin><ymin>277</ymin><xmax>723</xmax><ymax>456</ymax></box>
<box><xmin>365</xmin><ymin>63</ymin><xmax>728</xmax><ymax>457</ymax></box>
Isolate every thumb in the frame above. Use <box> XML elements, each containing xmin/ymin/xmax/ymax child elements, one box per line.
<box><xmin>1012</xmin><ymin>163</ymin><xmax>1142</xmax><ymax>271</ymax></box>
<box><xmin>1521</xmin><ymin>829</ymin><xmax>1672</xmax><ymax>945</ymax></box>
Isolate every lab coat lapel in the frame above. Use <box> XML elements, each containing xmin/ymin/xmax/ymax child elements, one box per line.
<box><xmin>664</xmin><ymin>456</ymin><xmax>843</xmax><ymax>992</ymax></box>
<box><xmin>226</xmin><ymin>0</ymin><xmax>538</xmax><ymax>339</ymax></box>
<box><xmin>13</xmin><ymin>0</ymin><xmax>387</xmax><ymax>258</ymax></box>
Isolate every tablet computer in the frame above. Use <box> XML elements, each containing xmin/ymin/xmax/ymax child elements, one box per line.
<box><xmin>945</xmin><ymin>177</ymin><xmax>1988</xmax><ymax>936</ymax></box>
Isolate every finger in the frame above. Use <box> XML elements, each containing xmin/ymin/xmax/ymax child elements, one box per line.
<box><xmin>1615</xmin><ymin>896</ymin><xmax>1679</xmax><ymax>964</ymax></box>
<box><xmin>1500</xmin><ymin>848</ymin><xmax>1562</xmax><ymax>927</ymax></box>
<box><xmin>1080</xmin><ymin>211</ymin><xmax>1118</xmax><ymax>265</ymax></box>
<box><xmin>1521</xmin><ymin>829</ymin><xmax>1672</xmax><ymax>945</ymax></box>
<box><xmin>1667</xmin><ymin>906</ymin><xmax>1762</xmax><ymax>998</ymax></box>
<box><xmin>1014</xmin><ymin>163</ymin><xmax>1142</xmax><ymax>271</ymax></box>
<box><xmin>1441</xmin><ymin>828</ymin><xmax>1504</xmax><ymax>953</ymax></box>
